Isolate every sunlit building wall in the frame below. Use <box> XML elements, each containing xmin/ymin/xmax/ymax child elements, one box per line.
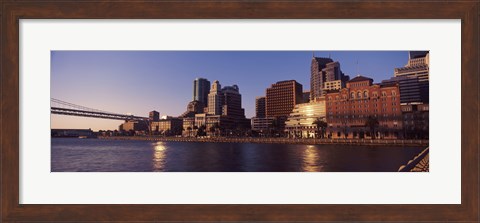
<box><xmin>208</xmin><ymin>80</ymin><xmax>222</xmax><ymax>115</ymax></box>
<box><xmin>150</xmin><ymin>118</ymin><xmax>183</xmax><ymax>135</ymax></box>
<box><xmin>310</xmin><ymin>57</ymin><xmax>349</xmax><ymax>101</ymax></box>
<box><xmin>310</xmin><ymin>57</ymin><xmax>333</xmax><ymax>100</ymax></box>
<box><xmin>265</xmin><ymin>80</ymin><xmax>303</xmax><ymax>128</ymax></box>
<box><xmin>325</xmin><ymin>75</ymin><xmax>403</xmax><ymax>139</ymax></box>
<box><xmin>284</xmin><ymin>100</ymin><xmax>326</xmax><ymax>138</ymax></box>
<box><xmin>323</xmin><ymin>80</ymin><xmax>343</xmax><ymax>91</ymax></box>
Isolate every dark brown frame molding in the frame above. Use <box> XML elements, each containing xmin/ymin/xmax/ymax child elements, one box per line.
<box><xmin>1</xmin><ymin>1</ymin><xmax>478</xmax><ymax>222</ymax></box>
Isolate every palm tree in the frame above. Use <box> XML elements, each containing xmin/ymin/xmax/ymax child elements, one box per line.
<box><xmin>270</xmin><ymin>119</ymin><xmax>279</xmax><ymax>137</ymax></box>
<box><xmin>313</xmin><ymin>118</ymin><xmax>327</xmax><ymax>139</ymax></box>
<box><xmin>198</xmin><ymin>125</ymin><xmax>206</xmax><ymax>136</ymax></box>
<box><xmin>209</xmin><ymin>126</ymin><xmax>216</xmax><ymax>136</ymax></box>
<box><xmin>365</xmin><ymin>116</ymin><xmax>379</xmax><ymax>139</ymax></box>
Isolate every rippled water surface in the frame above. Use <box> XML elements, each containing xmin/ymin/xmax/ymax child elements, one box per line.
<box><xmin>51</xmin><ymin>138</ymin><xmax>425</xmax><ymax>172</ymax></box>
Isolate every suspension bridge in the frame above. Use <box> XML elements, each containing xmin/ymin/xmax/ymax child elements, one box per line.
<box><xmin>51</xmin><ymin>98</ymin><xmax>148</xmax><ymax>121</ymax></box>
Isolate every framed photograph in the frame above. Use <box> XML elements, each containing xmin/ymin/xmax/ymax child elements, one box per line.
<box><xmin>1</xmin><ymin>1</ymin><xmax>478</xmax><ymax>222</ymax></box>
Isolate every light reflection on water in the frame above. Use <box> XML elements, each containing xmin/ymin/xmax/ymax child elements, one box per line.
<box><xmin>152</xmin><ymin>141</ymin><xmax>167</xmax><ymax>171</ymax></box>
<box><xmin>51</xmin><ymin>138</ymin><xmax>426</xmax><ymax>172</ymax></box>
<box><xmin>302</xmin><ymin>145</ymin><xmax>322</xmax><ymax>172</ymax></box>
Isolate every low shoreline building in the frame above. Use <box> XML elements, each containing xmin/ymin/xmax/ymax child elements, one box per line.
<box><xmin>284</xmin><ymin>100</ymin><xmax>326</xmax><ymax>138</ymax></box>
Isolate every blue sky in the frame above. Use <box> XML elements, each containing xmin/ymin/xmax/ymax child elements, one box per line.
<box><xmin>51</xmin><ymin>51</ymin><xmax>408</xmax><ymax>131</ymax></box>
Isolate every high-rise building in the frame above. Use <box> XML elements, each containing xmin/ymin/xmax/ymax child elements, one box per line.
<box><xmin>310</xmin><ymin>57</ymin><xmax>333</xmax><ymax>101</ymax></box>
<box><xmin>193</xmin><ymin>78</ymin><xmax>210</xmax><ymax>108</ymax></box>
<box><xmin>208</xmin><ymin>80</ymin><xmax>222</xmax><ymax>115</ymax></box>
<box><xmin>255</xmin><ymin>96</ymin><xmax>266</xmax><ymax>118</ymax></box>
<box><xmin>392</xmin><ymin>51</ymin><xmax>429</xmax><ymax>104</ymax></box>
<box><xmin>310</xmin><ymin>56</ymin><xmax>349</xmax><ymax>101</ymax></box>
<box><xmin>208</xmin><ymin>81</ymin><xmax>245</xmax><ymax>119</ymax></box>
<box><xmin>265</xmin><ymin>80</ymin><xmax>303</xmax><ymax>128</ymax></box>
<box><xmin>325</xmin><ymin>75</ymin><xmax>403</xmax><ymax>139</ymax></box>
<box><xmin>185</xmin><ymin>79</ymin><xmax>248</xmax><ymax>136</ymax></box>
<box><xmin>220</xmin><ymin>85</ymin><xmax>245</xmax><ymax>119</ymax></box>
<box><xmin>381</xmin><ymin>75</ymin><xmax>422</xmax><ymax>104</ymax></box>
<box><xmin>149</xmin><ymin>110</ymin><xmax>159</xmax><ymax>121</ymax></box>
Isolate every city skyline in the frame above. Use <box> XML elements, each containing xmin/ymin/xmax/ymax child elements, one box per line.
<box><xmin>51</xmin><ymin>51</ymin><xmax>409</xmax><ymax>131</ymax></box>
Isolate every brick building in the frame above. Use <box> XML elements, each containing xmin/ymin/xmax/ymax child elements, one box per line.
<box><xmin>325</xmin><ymin>75</ymin><xmax>403</xmax><ymax>139</ymax></box>
<box><xmin>265</xmin><ymin>80</ymin><xmax>303</xmax><ymax>129</ymax></box>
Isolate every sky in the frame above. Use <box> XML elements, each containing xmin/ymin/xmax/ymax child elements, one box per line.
<box><xmin>51</xmin><ymin>51</ymin><xmax>409</xmax><ymax>131</ymax></box>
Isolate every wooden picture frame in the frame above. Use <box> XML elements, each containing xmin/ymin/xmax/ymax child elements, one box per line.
<box><xmin>1</xmin><ymin>1</ymin><xmax>478</xmax><ymax>222</ymax></box>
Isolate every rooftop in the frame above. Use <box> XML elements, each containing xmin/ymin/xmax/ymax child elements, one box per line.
<box><xmin>348</xmin><ymin>75</ymin><xmax>373</xmax><ymax>83</ymax></box>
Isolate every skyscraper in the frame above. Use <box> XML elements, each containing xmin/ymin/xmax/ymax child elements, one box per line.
<box><xmin>208</xmin><ymin>80</ymin><xmax>246</xmax><ymax>119</ymax></box>
<box><xmin>310</xmin><ymin>57</ymin><xmax>333</xmax><ymax>101</ymax></box>
<box><xmin>221</xmin><ymin>85</ymin><xmax>245</xmax><ymax>119</ymax></box>
<box><xmin>387</xmin><ymin>51</ymin><xmax>429</xmax><ymax>104</ymax></box>
<box><xmin>310</xmin><ymin>56</ymin><xmax>349</xmax><ymax>101</ymax></box>
<box><xmin>207</xmin><ymin>80</ymin><xmax>222</xmax><ymax>115</ymax></box>
<box><xmin>266</xmin><ymin>80</ymin><xmax>303</xmax><ymax>121</ymax></box>
<box><xmin>193</xmin><ymin>78</ymin><xmax>210</xmax><ymax>108</ymax></box>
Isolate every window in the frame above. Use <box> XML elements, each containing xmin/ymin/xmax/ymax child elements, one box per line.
<box><xmin>381</xmin><ymin>91</ymin><xmax>387</xmax><ymax>97</ymax></box>
<box><xmin>350</xmin><ymin>92</ymin><xmax>355</xmax><ymax>99</ymax></box>
<box><xmin>357</xmin><ymin>91</ymin><xmax>362</xmax><ymax>98</ymax></box>
<box><xmin>363</xmin><ymin>91</ymin><xmax>368</xmax><ymax>98</ymax></box>
<box><xmin>392</xmin><ymin>91</ymin><xmax>397</xmax><ymax>96</ymax></box>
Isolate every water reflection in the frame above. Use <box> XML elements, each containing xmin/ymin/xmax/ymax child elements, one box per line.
<box><xmin>51</xmin><ymin>138</ymin><xmax>425</xmax><ymax>172</ymax></box>
<box><xmin>152</xmin><ymin>141</ymin><xmax>167</xmax><ymax>171</ymax></box>
<box><xmin>302</xmin><ymin>145</ymin><xmax>322</xmax><ymax>172</ymax></box>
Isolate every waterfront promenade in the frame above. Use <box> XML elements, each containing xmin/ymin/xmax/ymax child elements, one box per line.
<box><xmin>98</xmin><ymin>136</ymin><xmax>428</xmax><ymax>147</ymax></box>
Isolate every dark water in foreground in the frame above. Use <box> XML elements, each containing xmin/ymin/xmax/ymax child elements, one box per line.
<box><xmin>51</xmin><ymin>138</ymin><xmax>425</xmax><ymax>172</ymax></box>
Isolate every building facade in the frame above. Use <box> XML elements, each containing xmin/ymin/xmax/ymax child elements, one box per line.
<box><xmin>255</xmin><ymin>96</ymin><xmax>266</xmax><ymax>118</ymax></box>
<box><xmin>119</xmin><ymin>120</ymin><xmax>148</xmax><ymax>133</ymax></box>
<box><xmin>401</xmin><ymin>103</ymin><xmax>429</xmax><ymax>139</ymax></box>
<box><xmin>265</xmin><ymin>80</ymin><xmax>303</xmax><ymax>128</ymax></box>
<box><xmin>323</xmin><ymin>80</ymin><xmax>344</xmax><ymax>91</ymax></box>
<box><xmin>310</xmin><ymin>57</ymin><xmax>349</xmax><ymax>101</ymax></box>
<box><xmin>393</xmin><ymin>51</ymin><xmax>429</xmax><ymax>104</ymax></box>
<box><xmin>149</xmin><ymin>110</ymin><xmax>159</xmax><ymax>122</ymax></box>
<box><xmin>208</xmin><ymin>80</ymin><xmax>223</xmax><ymax>115</ymax></box>
<box><xmin>150</xmin><ymin>117</ymin><xmax>183</xmax><ymax>136</ymax></box>
<box><xmin>251</xmin><ymin>117</ymin><xmax>276</xmax><ymax>132</ymax></box>
<box><xmin>284</xmin><ymin>100</ymin><xmax>326</xmax><ymax>138</ymax></box>
<box><xmin>193</xmin><ymin>77</ymin><xmax>210</xmax><ymax>108</ymax></box>
<box><xmin>266</xmin><ymin>80</ymin><xmax>303</xmax><ymax>118</ymax></box>
<box><xmin>325</xmin><ymin>75</ymin><xmax>403</xmax><ymax>139</ymax></box>
<box><xmin>381</xmin><ymin>75</ymin><xmax>422</xmax><ymax>104</ymax></box>
<box><xmin>220</xmin><ymin>85</ymin><xmax>245</xmax><ymax>119</ymax></box>
<box><xmin>302</xmin><ymin>91</ymin><xmax>310</xmax><ymax>103</ymax></box>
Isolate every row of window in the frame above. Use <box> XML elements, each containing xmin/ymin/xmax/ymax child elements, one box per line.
<box><xmin>328</xmin><ymin>90</ymin><xmax>397</xmax><ymax>101</ymax></box>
